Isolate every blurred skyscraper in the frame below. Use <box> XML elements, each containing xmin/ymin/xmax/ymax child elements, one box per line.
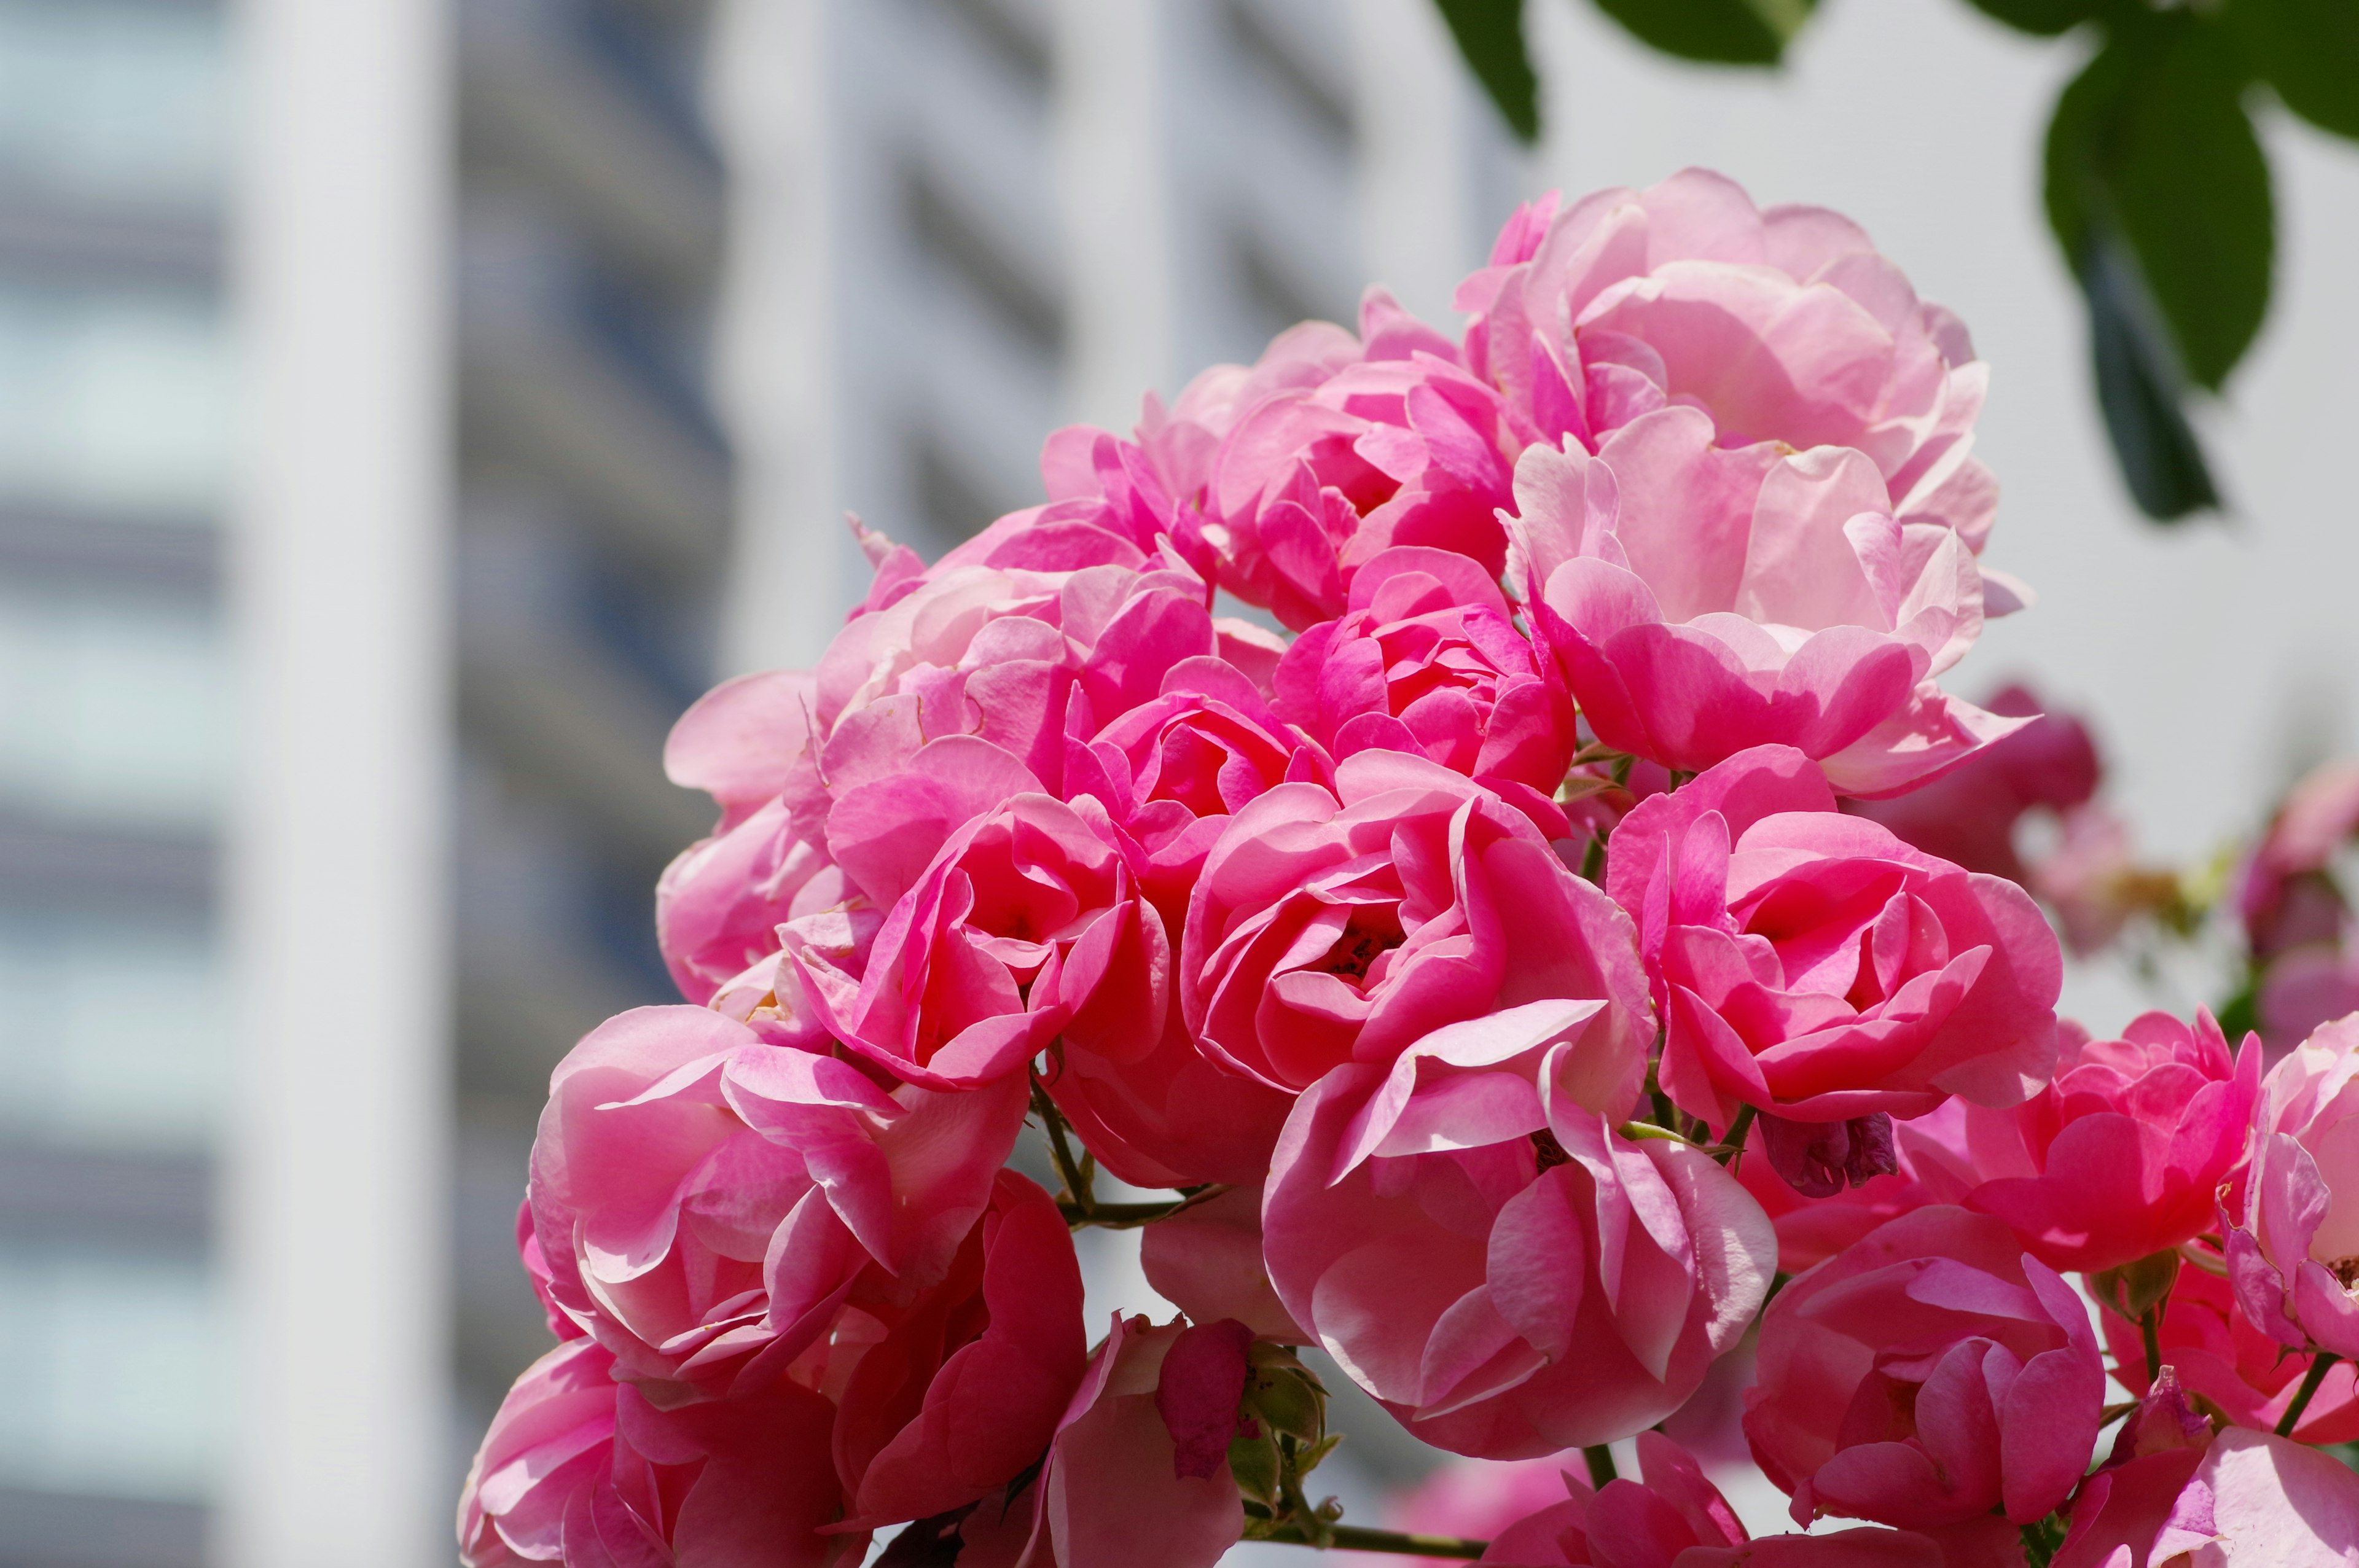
<box><xmin>0</xmin><ymin>0</ymin><xmax>1497</xmax><ymax>1562</ymax></box>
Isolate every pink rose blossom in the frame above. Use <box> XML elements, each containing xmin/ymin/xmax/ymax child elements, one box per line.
<box><xmin>1743</xmin><ymin>1206</ymin><xmax>2106</xmax><ymax>1532</ymax></box>
<box><xmin>2050</xmin><ymin>1369</ymin><xmax>2213</xmax><ymax>1568</ymax></box>
<box><xmin>830</xmin><ymin>1171</ymin><xmax>1086</xmax><ymax>1528</ymax></box>
<box><xmin>915</xmin><ymin>1314</ymin><xmax>1248</xmax><ymax>1568</ymax></box>
<box><xmin>790</xmin><ymin>786</ymin><xmax>1167</xmax><ymax>1090</ymax></box>
<box><xmin>1273</xmin><ymin>545</ymin><xmax>1575</xmax><ymax>794</ymax></box>
<box><xmin>458</xmin><ymin>1338</ymin><xmax>858</xmax><ymax>1568</ymax></box>
<box><xmin>1181</xmin><ymin>751</ymin><xmax>1649</xmax><ymax>1094</ymax></box>
<box><xmin>2145</xmin><ymin>1426</ymin><xmax>2359</xmax><ymax>1567</ymax></box>
<box><xmin>2224</xmin><ymin>1013</ymin><xmax>2359</xmax><ymax>1359</ymax></box>
<box><xmin>1138</xmin><ymin>1183</ymin><xmax>1307</xmax><ymax>1343</ymax></box>
<box><xmin>1265</xmin><ymin>1047</ymin><xmax>1774</xmax><ymax>1457</ymax></box>
<box><xmin>2100</xmin><ymin>1264</ymin><xmax>2359</xmax><ymax>1445</ymax></box>
<box><xmin>1606</xmin><ymin>746</ymin><xmax>2060</xmax><ymax>1131</ymax></box>
<box><xmin>1960</xmin><ymin>1010</ymin><xmax>2259</xmax><ymax>1273</ymax></box>
<box><xmin>2027</xmin><ymin>803</ymin><xmax>2153</xmax><ymax>958</ymax></box>
<box><xmin>1460</xmin><ymin>171</ymin><xmax>1999</xmax><ymax>551</ymax></box>
<box><xmin>2239</xmin><ymin>759</ymin><xmax>2359</xmax><ymax>963</ymax></box>
<box><xmin>1511</xmin><ymin>426</ymin><xmax>2019</xmax><ymax>796</ymax></box>
<box><xmin>1735</xmin><ymin>1100</ymin><xmax>1978</xmax><ymax>1273</ymax></box>
<box><xmin>1037</xmin><ymin>1010</ymin><xmax>1297</xmax><ymax>1190</ymax></box>
<box><xmin>1846</xmin><ymin>683</ymin><xmax>2100</xmax><ymax>883</ymax></box>
<box><xmin>525</xmin><ymin>1006</ymin><xmax>1027</xmax><ymax>1398</ymax></box>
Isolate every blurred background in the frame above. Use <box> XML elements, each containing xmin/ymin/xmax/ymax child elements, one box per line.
<box><xmin>0</xmin><ymin>0</ymin><xmax>2349</xmax><ymax>1564</ymax></box>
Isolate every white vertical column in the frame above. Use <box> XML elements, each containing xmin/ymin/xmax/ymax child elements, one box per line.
<box><xmin>712</xmin><ymin>0</ymin><xmax>843</xmax><ymax>676</ymax></box>
<box><xmin>1353</xmin><ymin>0</ymin><xmax>1484</xmax><ymax>324</ymax></box>
<box><xmin>222</xmin><ymin>0</ymin><xmax>452</xmax><ymax>1561</ymax></box>
<box><xmin>1054</xmin><ymin>0</ymin><xmax>1174</xmax><ymax>432</ymax></box>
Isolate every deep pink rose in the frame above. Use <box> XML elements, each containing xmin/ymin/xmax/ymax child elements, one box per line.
<box><xmin>829</xmin><ymin>1171</ymin><xmax>1086</xmax><ymax>1529</ymax></box>
<box><xmin>1743</xmin><ymin>1207</ymin><xmax>2105</xmax><ymax>1532</ymax></box>
<box><xmin>2224</xmin><ymin>1013</ymin><xmax>2359</xmax><ymax>1359</ymax></box>
<box><xmin>913</xmin><ymin>1314</ymin><xmax>1248</xmax><ymax>1568</ymax></box>
<box><xmin>791</xmin><ymin>784</ymin><xmax>1167</xmax><ymax>1090</ymax></box>
<box><xmin>2049</xmin><ymin>1370</ymin><xmax>2212</xmax><ymax>1568</ymax></box>
<box><xmin>1181</xmin><ymin>751</ymin><xmax>1649</xmax><ymax>1094</ymax></box>
<box><xmin>1460</xmin><ymin>171</ymin><xmax>1999</xmax><ymax>552</ymax></box>
<box><xmin>525</xmin><ymin>1006</ymin><xmax>1027</xmax><ymax>1398</ymax></box>
<box><xmin>1273</xmin><ymin>545</ymin><xmax>1575</xmax><ymax>794</ymax></box>
<box><xmin>1039</xmin><ymin>1008</ymin><xmax>1296</xmax><ymax>1190</ymax></box>
<box><xmin>1511</xmin><ymin>426</ymin><xmax>2019</xmax><ymax>797</ymax></box>
<box><xmin>1607</xmin><ymin>746</ymin><xmax>2060</xmax><ymax>1131</ymax></box>
<box><xmin>1847</xmin><ymin>683</ymin><xmax>2100</xmax><ymax>883</ymax></box>
<box><xmin>1266</xmin><ymin>1045</ymin><xmax>1773</xmax><ymax>1457</ymax></box>
<box><xmin>1138</xmin><ymin>1183</ymin><xmax>1307</xmax><ymax>1343</ymax></box>
<box><xmin>2100</xmin><ymin>1263</ymin><xmax>2359</xmax><ymax>1445</ymax></box>
<box><xmin>458</xmin><ymin>1338</ymin><xmax>858</xmax><ymax>1568</ymax></box>
<box><xmin>1960</xmin><ymin>1010</ymin><xmax>2259</xmax><ymax>1273</ymax></box>
<box><xmin>1735</xmin><ymin>1100</ymin><xmax>1978</xmax><ymax>1273</ymax></box>
<box><xmin>1141</xmin><ymin>299</ymin><xmax>1518</xmax><ymax>631</ymax></box>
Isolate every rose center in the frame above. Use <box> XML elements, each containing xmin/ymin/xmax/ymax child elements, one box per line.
<box><xmin>1532</xmin><ymin>1129</ymin><xmax>1570</xmax><ymax>1174</ymax></box>
<box><xmin>2331</xmin><ymin>1256</ymin><xmax>2359</xmax><ymax>1291</ymax></box>
<box><xmin>1315</xmin><ymin>913</ymin><xmax>1404</xmax><ymax>985</ymax></box>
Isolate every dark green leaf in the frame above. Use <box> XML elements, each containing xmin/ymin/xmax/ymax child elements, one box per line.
<box><xmin>2080</xmin><ymin>227</ymin><xmax>2224</xmax><ymax>520</ymax></box>
<box><xmin>2044</xmin><ymin>12</ymin><xmax>2273</xmax><ymax>392</ymax></box>
<box><xmin>1958</xmin><ymin>0</ymin><xmax>2109</xmax><ymax>37</ymax></box>
<box><xmin>1586</xmin><ymin>0</ymin><xmax>1817</xmax><ymax>66</ymax></box>
<box><xmin>1433</xmin><ymin>0</ymin><xmax>1541</xmax><ymax>142</ymax></box>
<box><xmin>2228</xmin><ymin>0</ymin><xmax>2359</xmax><ymax>139</ymax></box>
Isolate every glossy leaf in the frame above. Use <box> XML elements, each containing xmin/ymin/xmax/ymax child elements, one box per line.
<box><xmin>1435</xmin><ymin>0</ymin><xmax>1541</xmax><ymax>142</ymax></box>
<box><xmin>1958</xmin><ymin>0</ymin><xmax>2110</xmax><ymax>37</ymax></box>
<box><xmin>1587</xmin><ymin>0</ymin><xmax>1817</xmax><ymax>66</ymax></box>
<box><xmin>2228</xmin><ymin>0</ymin><xmax>2359</xmax><ymax>139</ymax></box>
<box><xmin>2045</xmin><ymin>11</ymin><xmax>2273</xmax><ymax>393</ymax></box>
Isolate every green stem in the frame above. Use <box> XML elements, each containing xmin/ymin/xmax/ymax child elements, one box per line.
<box><xmin>2140</xmin><ymin>1304</ymin><xmax>2164</xmax><ymax>1384</ymax></box>
<box><xmin>2279</xmin><ymin>1352</ymin><xmax>2341</xmax><ymax>1437</ymax></box>
<box><xmin>1029</xmin><ymin>1072</ymin><xmax>1094</xmax><ymax>1212</ymax></box>
<box><xmin>1253</xmin><ymin>1523</ymin><xmax>1487</xmax><ymax>1558</ymax></box>
<box><xmin>1583</xmin><ymin>1444</ymin><xmax>1617</xmax><ymax>1488</ymax></box>
<box><xmin>1057</xmin><ymin>1191</ymin><xmax>1229</xmax><ymax>1230</ymax></box>
<box><xmin>1716</xmin><ymin>1104</ymin><xmax>1758</xmax><ymax>1165</ymax></box>
<box><xmin>1619</xmin><ymin>1121</ymin><xmax>1701</xmax><ymax>1149</ymax></box>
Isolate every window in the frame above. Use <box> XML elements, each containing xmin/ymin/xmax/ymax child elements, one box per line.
<box><xmin>0</xmin><ymin>0</ymin><xmax>229</xmax><ymax>214</ymax></box>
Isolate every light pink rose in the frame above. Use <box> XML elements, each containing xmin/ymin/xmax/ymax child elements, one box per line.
<box><xmin>829</xmin><ymin>1171</ymin><xmax>1086</xmax><ymax>1529</ymax></box>
<box><xmin>1459</xmin><ymin>171</ymin><xmax>1999</xmax><ymax>552</ymax></box>
<box><xmin>2238</xmin><ymin>759</ymin><xmax>2359</xmax><ymax>963</ymax></box>
<box><xmin>1141</xmin><ymin>298</ymin><xmax>1519</xmax><ymax>631</ymax></box>
<box><xmin>1847</xmin><ymin>683</ymin><xmax>2100</xmax><ymax>884</ymax></box>
<box><xmin>2143</xmin><ymin>1426</ymin><xmax>2359</xmax><ymax>1566</ymax></box>
<box><xmin>458</xmin><ymin>1338</ymin><xmax>858</xmax><ymax>1568</ymax></box>
<box><xmin>2224</xmin><ymin>1013</ymin><xmax>2359</xmax><ymax>1360</ymax></box>
<box><xmin>916</xmin><ymin>1314</ymin><xmax>1248</xmax><ymax>1568</ymax></box>
<box><xmin>1273</xmin><ymin>545</ymin><xmax>1576</xmax><ymax>795</ymax></box>
<box><xmin>1181</xmin><ymin>751</ymin><xmax>1649</xmax><ymax>1094</ymax></box>
<box><xmin>791</xmin><ymin>785</ymin><xmax>1167</xmax><ymax>1090</ymax></box>
<box><xmin>1743</xmin><ymin>1206</ymin><xmax>2106</xmax><ymax>1532</ymax></box>
<box><xmin>1606</xmin><ymin>746</ymin><xmax>2060</xmax><ymax>1132</ymax></box>
<box><xmin>525</xmin><ymin>1006</ymin><xmax>1027</xmax><ymax>1399</ymax></box>
<box><xmin>1960</xmin><ymin>1010</ymin><xmax>2259</xmax><ymax>1273</ymax></box>
<box><xmin>1265</xmin><ymin>1046</ymin><xmax>1774</xmax><ymax>1457</ymax></box>
<box><xmin>1511</xmin><ymin>424</ymin><xmax>2019</xmax><ymax>797</ymax></box>
<box><xmin>2099</xmin><ymin>1264</ymin><xmax>2359</xmax><ymax>1445</ymax></box>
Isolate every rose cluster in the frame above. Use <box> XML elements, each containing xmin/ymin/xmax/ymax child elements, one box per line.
<box><xmin>458</xmin><ymin>171</ymin><xmax>2359</xmax><ymax>1567</ymax></box>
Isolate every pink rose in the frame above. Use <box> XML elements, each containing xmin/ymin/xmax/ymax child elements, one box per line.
<box><xmin>1743</xmin><ymin>1206</ymin><xmax>2106</xmax><ymax>1532</ymax></box>
<box><xmin>2224</xmin><ymin>1013</ymin><xmax>2359</xmax><ymax>1359</ymax></box>
<box><xmin>791</xmin><ymin>785</ymin><xmax>1167</xmax><ymax>1090</ymax></box>
<box><xmin>2144</xmin><ymin>1426</ymin><xmax>2359</xmax><ymax>1566</ymax></box>
<box><xmin>2100</xmin><ymin>1263</ymin><xmax>2359</xmax><ymax>1445</ymax></box>
<box><xmin>1606</xmin><ymin>746</ymin><xmax>2060</xmax><ymax>1131</ymax></box>
<box><xmin>2051</xmin><ymin>1370</ymin><xmax>2212</xmax><ymax>1568</ymax></box>
<box><xmin>458</xmin><ymin>1338</ymin><xmax>858</xmax><ymax>1568</ymax></box>
<box><xmin>1181</xmin><ymin>751</ymin><xmax>1649</xmax><ymax>1094</ymax></box>
<box><xmin>1442</xmin><ymin>1433</ymin><xmax>1942</xmax><ymax>1567</ymax></box>
<box><xmin>912</xmin><ymin>1314</ymin><xmax>1249</xmax><ymax>1568</ymax></box>
<box><xmin>1138</xmin><ymin>1183</ymin><xmax>1307</xmax><ymax>1343</ymax></box>
<box><xmin>1735</xmin><ymin>1100</ymin><xmax>1978</xmax><ymax>1273</ymax></box>
<box><xmin>1960</xmin><ymin>1010</ymin><xmax>2259</xmax><ymax>1273</ymax></box>
<box><xmin>1266</xmin><ymin>1048</ymin><xmax>1774</xmax><ymax>1457</ymax></box>
<box><xmin>1511</xmin><ymin>425</ymin><xmax>2017</xmax><ymax>796</ymax></box>
<box><xmin>830</xmin><ymin>1171</ymin><xmax>1087</xmax><ymax>1528</ymax></box>
<box><xmin>2239</xmin><ymin>759</ymin><xmax>2359</xmax><ymax>964</ymax></box>
<box><xmin>525</xmin><ymin>1007</ymin><xmax>1027</xmax><ymax>1398</ymax></box>
<box><xmin>1460</xmin><ymin>171</ymin><xmax>1998</xmax><ymax>552</ymax></box>
<box><xmin>1273</xmin><ymin>546</ymin><xmax>1575</xmax><ymax>795</ymax></box>
<box><xmin>1142</xmin><ymin>300</ymin><xmax>1519</xmax><ymax>631</ymax></box>
<box><xmin>1846</xmin><ymin>683</ymin><xmax>2100</xmax><ymax>883</ymax></box>
<box><xmin>1039</xmin><ymin>1008</ymin><xmax>1296</xmax><ymax>1190</ymax></box>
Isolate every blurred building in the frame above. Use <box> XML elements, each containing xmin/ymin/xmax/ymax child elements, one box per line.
<box><xmin>0</xmin><ymin>0</ymin><xmax>1498</xmax><ymax>1563</ymax></box>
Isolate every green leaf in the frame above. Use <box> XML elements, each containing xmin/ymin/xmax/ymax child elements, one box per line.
<box><xmin>2079</xmin><ymin>225</ymin><xmax>2225</xmax><ymax>520</ymax></box>
<box><xmin>2228</xmin><ymin>0</ymin><xmax>2359</xmax><ymax>139</ymax></box>
<box><xmin>1586</xmin><ymin>0</ymin><xmax>1817</xmax><ymax>66</ymax></box>
<box><xmin>2044</xmin><ymin>12</ymin><xmax>2274</xmax><ymax>392</ymax></box>
<box><xmin>1433</xmin><ymin>0</ymin><xmax>1541</xmax><ymax>143</ymax></box>
<box><xmin>1958</xmin><ymin>0</ymin><xmax>2109</xmax><ymax>37</ymax></box>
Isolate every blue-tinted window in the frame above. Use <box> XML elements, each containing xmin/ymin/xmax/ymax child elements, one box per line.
<box><xmin>0</xmin><ymin>0</ymin><xmax>228</xmax><ymax>213</ymax></box>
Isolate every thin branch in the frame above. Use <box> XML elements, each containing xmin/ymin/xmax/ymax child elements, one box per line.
<box><xmin>1251</xmin><ymin>1521</ymin><xmax>1487</xmax><ymax>1558</ymax></box>
<box><xmin>2279</xmin><ymin>1352</ymin><xmax>2341</xmax><ymax>1437</ymax></box>
<box><xmin>1583</xmin><ymin>1444</ymin><xmax>1617</xmax><ymax>1488</ymax></box>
